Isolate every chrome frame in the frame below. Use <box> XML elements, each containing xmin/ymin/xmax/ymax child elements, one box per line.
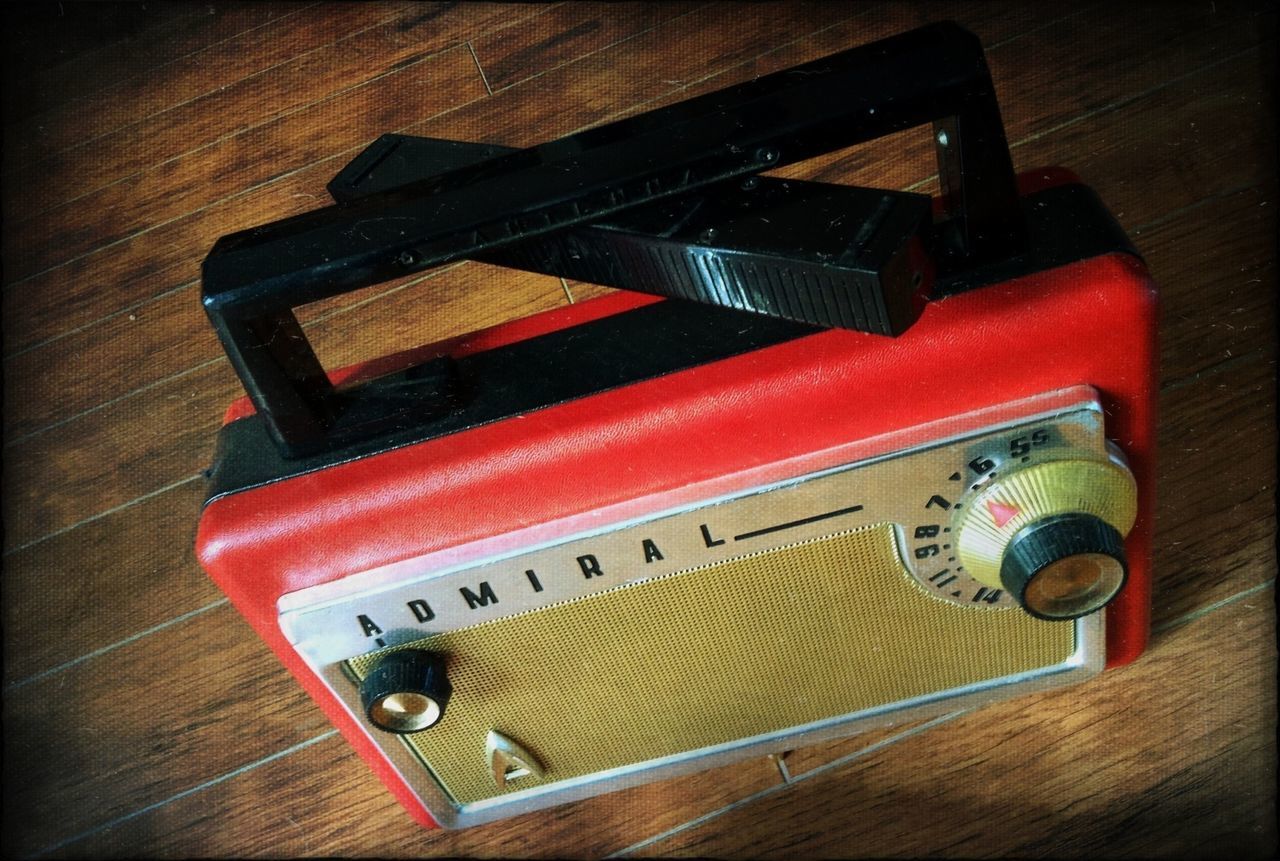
<box><xmin>279</xmin><ymin>386</ymin><xmax>1113</xmax><ymax>827</ymax></box>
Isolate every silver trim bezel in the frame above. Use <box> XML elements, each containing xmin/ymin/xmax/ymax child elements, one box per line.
<box><xmin>279</xmin><ymin>386</ymin><xmax>1114</xmax><ymax>827</ymax></box>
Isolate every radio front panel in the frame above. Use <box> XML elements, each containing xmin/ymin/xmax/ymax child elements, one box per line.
<box><xmin>280</xmin><ymin>391</ymin><xmax>1113</xmax><ymax>827</ymax></box>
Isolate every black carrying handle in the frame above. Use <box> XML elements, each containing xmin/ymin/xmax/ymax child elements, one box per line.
<box><xmin>202</xmin><ymin>21</ymin><xmax>1023</xmax><ymax>458</ymax></box>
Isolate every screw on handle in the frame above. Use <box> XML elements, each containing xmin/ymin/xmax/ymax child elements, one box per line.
<box><xmin>202</xmin><ymin>21</ymin><xmax>1023</xmax><ymax>458</ymax></box>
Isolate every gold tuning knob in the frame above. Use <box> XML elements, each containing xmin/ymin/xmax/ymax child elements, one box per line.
<box><xmin>953</xmin><ymin>458</ymin><xmax>1138</xmax><ymax>620</ymax></box>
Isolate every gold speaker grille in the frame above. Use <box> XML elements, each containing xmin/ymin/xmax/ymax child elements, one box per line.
<box><xmin>347</xmin><ymin>526</ymin><xmax>1073</xmax><ymax>805</ymax></box>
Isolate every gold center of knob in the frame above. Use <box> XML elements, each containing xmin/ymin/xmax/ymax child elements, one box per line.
<box><xmin>1023</xmin><ymin>553</ymin><xmax>1126</xmax><ymax>619</ymax></box>
<box><xmin>371</xmin><ymin>692</ymin><xmax>441</xmax><ymax>733</ymax></box>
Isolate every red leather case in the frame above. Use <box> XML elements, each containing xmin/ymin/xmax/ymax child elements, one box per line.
<box><xmin>197</xmin><ymin>167</ymin><xmax>1157</xmax><ymax>825</ymax></box>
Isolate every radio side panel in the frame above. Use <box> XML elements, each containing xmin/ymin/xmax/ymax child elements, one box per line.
<box><xmin>196</xmin><ymin>249</ymin><xmax>1156</xmax><ymax>826</ymax></box>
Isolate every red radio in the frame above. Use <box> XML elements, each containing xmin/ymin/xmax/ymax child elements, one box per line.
<box><xmin>197</xmin><ymin>23</ymin><xmax>1156</xmax><ymax>829</ymax></box>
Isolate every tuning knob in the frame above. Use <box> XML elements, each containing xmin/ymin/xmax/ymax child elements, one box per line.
<box><xmin>359</xmin><ymin>650</ymin><xmax>452</xmax><ymax>734</ymax></box>
<box><xmin>953</xmin><ymin>458</ymin><xmax>1137</xmax><ymax>620</ymax></box>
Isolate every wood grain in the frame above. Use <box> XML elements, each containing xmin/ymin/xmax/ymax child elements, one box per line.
<box><xmin>2</xmin><ymin>605</ymin><xmax>333</xmax><ymax>858</ymax></box>
<box><xmin>2</xmin><ymin>3</ymin><xmax>409</xmax><ymax>170</ymax></box>
<box><xmin>468</xmin><ymin>1</ymin><xmax>705</xmax><ymax>93</ymax></box>
<box><xmin>2</xmin><ymin>3</ymin><xmax>301</xmax><ymax>128</ymax></box>
<box><xmin>1</xmin><ymin>3</ymin><xmax>1274</xmax><ymax>859</ymax></box>
<box><xmin>0</xmin><ymin>265</ymin><xmax>569</xmax><ymax>549</ymax></box>
<box><xmin>3</xmin><ymin>46</ymin><xmax>487</xmax><ymax>281</ymax></box>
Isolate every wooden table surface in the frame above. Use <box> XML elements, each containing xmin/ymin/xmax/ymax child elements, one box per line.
<box><xmin>2</xmin><ymin>2</ymin><xmax>1275</xmax><ymax>857</ymax></box>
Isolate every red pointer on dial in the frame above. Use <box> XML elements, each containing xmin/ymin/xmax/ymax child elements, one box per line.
<box><xmin>986</xmin><ymin>500</ymin><xmax>1020</xmax><ymax>528</ymax></box>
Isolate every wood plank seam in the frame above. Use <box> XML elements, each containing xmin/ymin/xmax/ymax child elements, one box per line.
<box><xmin>982</xmin><ymin>3</ymin><xmax>1097</xmax><ymax>50</ymax></box>
<box><xmin>1004</xmin><ymin>42</ymin><xmax>1266</xmax><ymax>150</ymax></box>
<box><xmin>1</xmin><ymin>473</ymin><xmax>204</xmax><ymax>557</ymax></box>
<box><xmin>482</xmin><ymin>1</ymin><xmax>714</xmax><ymax>96</ymax></box>
<box><xmin>1151</xmin><ymin>579</ymin><xmax>1275</xmax><ymax>635</ymax></box>
<box><xmin>1161</xmin><ymin>346</ymin><xmax>1276</xmax><ymax>393</ymax></box>
<box><xmin>2</xmin><ymin>357</ymin><xmax>224</xmax><ymax>450</ymax></box>
<box><xmin>2</xmin><ymin>598</ymin><xmax>230</xmax><ymax>693</ymax></box>
<box><xmin>1133</xmin><ymin>180</ymin><xmax>1268</xmax><ymax>237</ymax></box>
<box><xmin>3</xmin><ymin>279</ymin><xmax>194</xmax><ymax>360</ymax></box>
<box><xmin>466</xmin><ymin>41</ymin><xmax>495</xmax><ymax>96</ymax></box>
<box><xmin>26</xmin><ymin>730</ymin><xmax>341</xmax><ymax>860</ymax></box>
<box><xmin>450</xmin><ymin>0</ymin><xmax>571</xmax><ymax>53</ymax></box>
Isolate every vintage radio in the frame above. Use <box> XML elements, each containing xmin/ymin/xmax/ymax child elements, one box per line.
<box><xmin>196</xmin><ymin>24</ymin><xmax>1156</xmax><ymax>829</ymax></box>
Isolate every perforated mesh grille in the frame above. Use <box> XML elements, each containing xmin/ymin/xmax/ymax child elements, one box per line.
<box><xmin>346</xmin><ymin>525</ymin><xmax>1073</xmax><ymax>805</ymax></box>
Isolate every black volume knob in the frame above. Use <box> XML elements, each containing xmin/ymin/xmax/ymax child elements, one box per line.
<box><xmin>359</xmin><ymin>650</ymin><xmax>452</xmax><ymax>734</ymax></box>
<box><xmin>1000</xmin><ymin>513</ymin><xmax>1128</xmax><ymax>621</ymax></box>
